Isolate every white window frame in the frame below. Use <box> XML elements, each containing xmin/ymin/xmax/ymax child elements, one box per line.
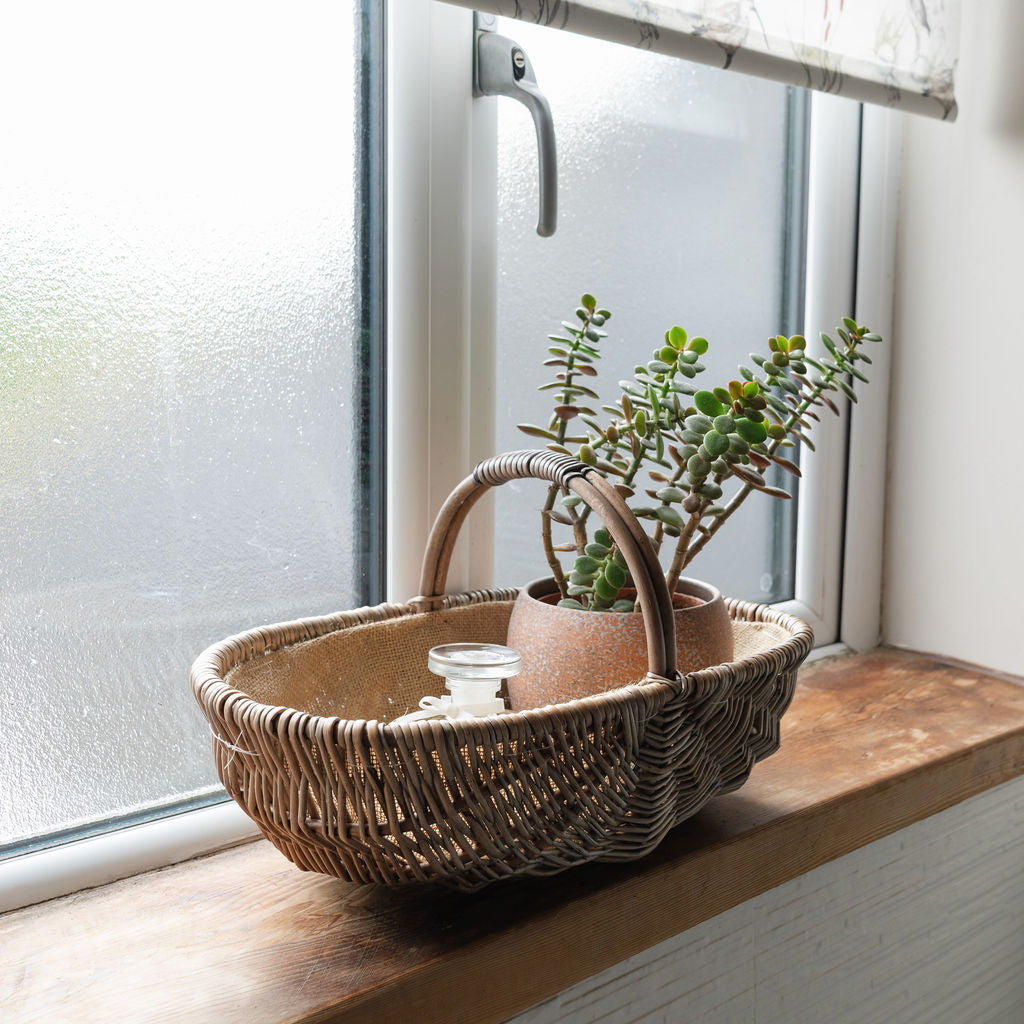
<box><xmin>0</xmin><ymin>0</ymin><xmax>898</xmax><ymax>915</ymax></box>
<box><xmin>389</xmin><ymin>1</ymin><xmax>899</xmax><ymax>650</ymax></box>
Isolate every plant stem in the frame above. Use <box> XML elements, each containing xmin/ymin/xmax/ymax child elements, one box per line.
<box><xmin>578</xmin><ymin>441</ymin><xmax>644</xmax><ymax>531</ymax></box>
<box><xmin>542</xmin><ymin>310</ymin><xmax>599</xmax><ymax>598</ymax></box>
<box><xmin>541</xmin><ymin>485</ymin><xmax>568</xmax><ymax>597</ymax></box>
<box><xmin>665</xmin><ymin>504</ymin><xmax>707</xmax><ymax>594</ymax></box>
<box><xmin>566</xmin><ymin>498</ymin><xmax>588</xmax><ymax>552</ymax></box>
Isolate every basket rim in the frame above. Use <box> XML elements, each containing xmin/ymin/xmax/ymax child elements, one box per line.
<box><xmin>190</xmin><ymin>588</ymin><xmax>814</xmax><ymax>740</ymax></box>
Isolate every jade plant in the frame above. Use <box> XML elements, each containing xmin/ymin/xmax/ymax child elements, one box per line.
<box><xmin>518</xmin><ymin>294</ymin><xmax>882</xmax><ymax>610</ymax></box>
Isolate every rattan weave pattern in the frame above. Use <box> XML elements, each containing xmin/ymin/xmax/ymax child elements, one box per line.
<box><xmin>191</xmin><ymin>593</ymin><xmax>810</xmax><ymax>890</ymax></box>
<box><xmin>190</xmin><ymin>452</ymin><xmax>813</xmax><ymax>889</ymax></box>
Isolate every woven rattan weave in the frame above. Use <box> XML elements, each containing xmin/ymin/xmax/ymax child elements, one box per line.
<box><xmin>191</xmin><ymin>452</ymin><xmax>813</xmax><ymax>889</ymax></box>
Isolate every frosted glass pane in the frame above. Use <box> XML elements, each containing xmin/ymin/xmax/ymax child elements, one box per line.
<box><xmin>0</xmin><ymin>3</ymin><xmax>380</xmax><ymax>850</ymax></box>
<box><xmin>493</xmin><ymin>22</ymin><xmax>799</xmax><ymax>603</ymax></box>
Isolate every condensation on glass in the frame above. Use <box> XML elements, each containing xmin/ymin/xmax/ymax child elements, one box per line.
<box><xmin>0</xmin><ymin>3</ymin><xmax>382</xmax><ymax>852</ymax></box>
<box><xmin>491</xmin><ymin>20</ymin><xmax>803</xmax><ymax>603</ymax></box>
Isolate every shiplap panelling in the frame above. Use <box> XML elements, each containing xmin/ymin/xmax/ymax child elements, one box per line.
<box><xmin>509</xmin><ymin>775</ymin><xmax>1024</xmax><ymax>1024</ymax></box>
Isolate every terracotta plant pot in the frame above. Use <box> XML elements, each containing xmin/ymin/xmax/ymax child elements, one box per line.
<box><xmin>504</xmin><ymin>576</ymin><xmax>734</xmax><ymax>711</ymax></box>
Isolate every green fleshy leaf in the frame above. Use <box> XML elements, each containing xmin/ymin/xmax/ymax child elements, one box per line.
<box><xmin>773</xmin><ymin>455</ymin><xmax>802</xmax><ymax>477</ymax></box>
<box><xmin>544</xmin><ymin>509</ymin><xmax>573</xmax><ymax>526</ymax></box>
<box><xmin>604</xmin><ymin>561</ymin><xmax>627</xmax><ymax>590</ymax></box>
<box><xmin>735</xmin><ymin>418</ymin><xmax>768</xmax><ymax>444</ymax></box>
<box><xmin>518</xmin><ymin>424</ymin><xmax>558</xmax><ymax>440</ymax></box>
<box><xmin>687</xmin><ymin>454</ymin><xmax>710</xmax><ymax>478</ymax></box>
<box><xmin>704</xmin><ymin>430</ymin><xmax>730</xmax><ymax>457</ymax></box>
<box><xmin>694</xmin><ymin>390</ymin><xmax>725</xmax><ymax>417</ymax></box>
<box><xmin>836</xmin><ymin>378</ymin><xmax>858</xmax><ymax>402</ymax></box>
<box><xmin>730</xmin><ymin>464</ymin><xmax>766</xmax><ymax>488</ymax></box>
<box><xmin>656</xmin><ymin>486</ymin><xmax>687</xmax><ymax>502</ymax></box>
<box><xmin>593</xmin><ymin>574</ymin><xmax>620</xmax><ymax>601</ymax></box>
<box><xmin>655</xmin><ymin>506</ymin><xmax>685</xmax><ymax>528</ymax></box>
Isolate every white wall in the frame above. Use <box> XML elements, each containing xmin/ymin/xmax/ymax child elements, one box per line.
<box><xmin>510</xmin><ymin>777</ymin><xmax>1024</xmax><ymax>1024</ymax></box>
<box><xmin>885</xmin><ymin>0</ymin><xmax>1024</xmax><ymax>676</ymax></box>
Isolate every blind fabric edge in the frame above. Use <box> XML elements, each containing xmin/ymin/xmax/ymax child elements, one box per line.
<box><xmin>449</xmin><ymin>0</ymin><xmax>958</xmax><ymax>122</ymax></box>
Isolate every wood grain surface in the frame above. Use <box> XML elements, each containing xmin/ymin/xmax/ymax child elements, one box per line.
<box><xmin>3</xmin><ymin>648</ymin><xmax>1024</xmax><ymax>1024</ymax></box>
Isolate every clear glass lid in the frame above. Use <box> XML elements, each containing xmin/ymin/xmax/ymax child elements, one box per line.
<box><xmin>427</xmin><ymin>643</ymin><xmax>522</xmax><ymax>682</ymax></box>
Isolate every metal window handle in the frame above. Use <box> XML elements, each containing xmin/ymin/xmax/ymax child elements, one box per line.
<box><xmin>474</xmin><ymin>24</ymin><xmax>557</xmax><ymax>237</ymax></box>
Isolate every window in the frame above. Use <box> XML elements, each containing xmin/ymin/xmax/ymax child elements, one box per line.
<box><xmin>388</xmin><ymin>3</ymin><xmax>870</xmax><ymax>646</ymax></box>
<box><xmin>488</xmin><ymin>19</ymin><xmax>806</xmax><ymax>605</ymax></box>
<box><xmin>2</xmin><ymin>0</ymin><xmax>893</xmax><ymax>910</ymax></box>
<box><xmin>1</xmin><ymin>0</ymin><xmax>383</xmax><ymax>886</ymax></box>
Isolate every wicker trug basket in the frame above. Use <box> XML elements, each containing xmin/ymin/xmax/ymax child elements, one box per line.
<box><xmin>191</xmin><ymin>451</ymin><xmax>813</xmax><ymax>890</ymax></box>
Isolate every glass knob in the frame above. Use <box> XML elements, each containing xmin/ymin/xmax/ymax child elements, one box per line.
<box><xmin>427</xmin><ymin>643</ymin><xmax>521</xmax><ymax>710</ymax></box>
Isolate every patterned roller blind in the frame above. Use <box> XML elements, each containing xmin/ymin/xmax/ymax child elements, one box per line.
<box><xmin>452</xmin><ymin>0</ymin><xmax>960</xmax><ymax>120</ymax></box>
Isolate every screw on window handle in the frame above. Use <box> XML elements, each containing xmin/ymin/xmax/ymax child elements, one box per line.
<box><xmin>511</xmin><ymin>48</ymin><xmax>527</xmax><ymax>81</ymax></box>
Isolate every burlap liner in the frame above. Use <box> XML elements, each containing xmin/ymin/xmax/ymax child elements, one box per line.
<box><xmin>194</xmin><ymin>589</ymin><xmax>811</xmax><ymax>889</ymax></box>
<box><xmin>198</xmin><ymin>448</ymin><xmax>814</xmax><ymax>888</ymax></box>
<box><xmin>227</xmin><ymin>601</ymin><xmax>792</xmax><ymax>724</ymax></box>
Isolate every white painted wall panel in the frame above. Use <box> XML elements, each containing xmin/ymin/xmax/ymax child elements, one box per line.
<box><xmin>508</xmin><ymin>777</ymin><xmax>1024</xmax><ymax>1024</ymax></box>
<box><xmin>884</xmin><ymin>0</ymin><xmax>1024</xmax><ymax>674</ymax></box>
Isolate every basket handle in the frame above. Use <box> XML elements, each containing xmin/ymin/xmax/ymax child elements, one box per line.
<box><xmin>413</xmin><ymin>450</ymin><xmax>677</xmax><ymax>680</ymax></box>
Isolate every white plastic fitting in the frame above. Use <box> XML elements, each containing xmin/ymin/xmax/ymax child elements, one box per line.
<box><xmin>391</xmin><ymin>643</ymin><xmax>521</xmax><ymax>723</ymax></box>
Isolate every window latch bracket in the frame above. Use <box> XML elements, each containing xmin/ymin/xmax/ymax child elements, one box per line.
<box><xmin>473</xmin><ymin>13</ymin><xmax>557</xmax><ymax>237</ymax></box>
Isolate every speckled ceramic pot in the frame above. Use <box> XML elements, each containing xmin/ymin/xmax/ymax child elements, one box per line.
<box><xmin>504</xmin><ymin>576</ymin><xmax>734</xmax><ymax>712</ymax></box>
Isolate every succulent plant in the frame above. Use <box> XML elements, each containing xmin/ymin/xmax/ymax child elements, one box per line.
<box><xmin>517</xmin><ymin>293</ymin><xmax>882</xmax><ymax>610</ymax></box>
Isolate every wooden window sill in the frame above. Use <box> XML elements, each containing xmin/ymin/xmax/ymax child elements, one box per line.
<box><xmin>5</xmin><ymin>647</ymin><xmax>1024</xmax><ymax>1023</ymax></box>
